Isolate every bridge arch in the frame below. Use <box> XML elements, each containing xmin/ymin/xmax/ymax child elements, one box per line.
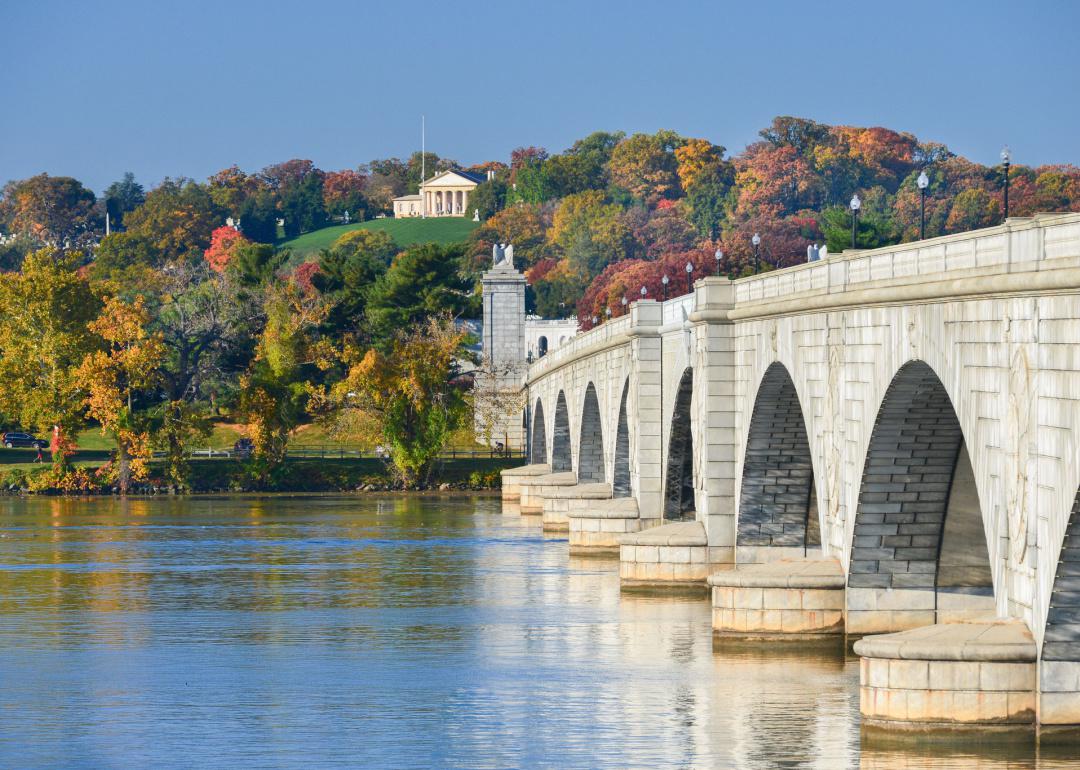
<box><xmin>847</xmin><ymin>360</ymin><xmax>995</xmax><ymax>630</ymax></box>
<box><xmin>737</xmin><ymin>362</ymin><xmax>820</xmax><ymax>555</ymax></box>
<box><xmin>577</xmin><ymin>383</ymin><xmax>604</xmax><ymax>483</ymax></box>
<box><xmin>530</xmin><ymin>398</ymin><xmax>547</xmax><ymax>464</ymax></box>
<box><xmin>612</xmin><ymin>379</ymin><xmax>631</xmax><ymax>497</ymax></box>
<box><xmin>663</xmin><ymin>367</ymin><xmax>695</xmax><ymax>521</ymax></box>
<box><xmin>1045</xmin><ymin>486</ymin><xmax>1080</xmax><ymax>664</ymax></box>
<box><xmin>551</xmin><ymin>390</ymin><xmax>572</xmax><ymax>472</ymax></box>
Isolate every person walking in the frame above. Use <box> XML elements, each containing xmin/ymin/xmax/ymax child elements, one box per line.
<box><xmin>34</xmin><ymin>445</ymin><xmax>43</xmax><ymax>464</ymax></box>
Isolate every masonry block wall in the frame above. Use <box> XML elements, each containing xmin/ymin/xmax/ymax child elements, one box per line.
<box><xmin>613</xmin><ymin>382</ymin><xmax>631</xmax><ymax>496</ymax></box>
<box><xmin>663</xmin><ymin>368</ymin><xmax>695</xmax><ymax>520</ymax></box>
<box><xmin>737</xmin><ymin>363</ymin><xmax>815</xmax><ymax>548</ymax></box>
<box><xmin>530</xmin><ymin>400</ymin><xmax>547</xmax><ymax>464</ymax></box>
<box><xmin>551</xmin><ymin>391</ymin><xmax>572</xmax><ymax>472</ymax></box>
<box><xmin>578</xmin><ymin>384</ymin><xmax>605</xmax><ymax>483</ymax></box>
<box><xmin>848</xmin><ymin>361</ymin><xmax>964</xmax><ymax>592</ymax></box>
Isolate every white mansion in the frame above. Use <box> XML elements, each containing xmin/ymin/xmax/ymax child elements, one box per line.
<box><xmin>392</xmin><ymin>169</ymin><xmax>490</xmax><ymax>218</ymax></box>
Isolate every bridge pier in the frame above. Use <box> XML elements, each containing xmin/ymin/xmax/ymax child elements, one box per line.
<box><xmin>500</xmin><ymin>463</ymin><xmax>550</xmax><ymax>506</ymax></box>
<box><xmin>709</xmin><ymin>558</ymin><xmax>845</xmax><ymax>637</ymax></box>
<box><xmin>568</xmin><ymin>498</ymin><xmax>658</xmax><ymax>554</ymax></box>
<box><xmin>540</xmin><ymin>482</ymin><xmax>611</xmax><ymax>532</ymax></box>
<box><xmin>618</xmin><ymin>520</ymin><xmax>725</xmax><ymax>587</ymax></box>
<box><xmin>855</xmin><ymin>620</ymin><xmax>1037</xmax><ymax>733</ymax></box>
<box><xmin>517</xmin><ymin>471</ymin><xmax>577</xmax><ymax>516</ymax></box>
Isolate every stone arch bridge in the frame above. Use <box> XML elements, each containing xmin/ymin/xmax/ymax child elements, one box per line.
<box><xmin>503</xmin><ymin>213</ymin><xmax>1080</xmax><ymax>733</ymax></box>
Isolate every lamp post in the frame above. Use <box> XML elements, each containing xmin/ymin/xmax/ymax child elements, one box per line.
<box><xmin>640</xmin><ymin>285</ymin><xmax>647</xmax><ymax>301</ymax></box>
<box><xmin>751</xmin><ymin>233</ymin><xmax>761</xmax><ymax>272</ymax></box>
<box><xmin>685</xmin><ymin>261</ymin><xmax>694</xmax><ymax>294</ymax></box>
<box><xmin>1001</xmin><ymin>145</ymin><xmax>1012</xmax><ymax>221</ymax></box>
<box><xmin>849</xmin><ymin>194</ymin><xmax>861</xmax><ymax>249</ymax></box>
<box><xmin>605</xmin><ymin>306</ymin><xmax>611</xmax><ymax>321</ymax></box>
<box><xmin>620</xmin><ymin>295</ymin><xmax>628</xmax><ymax>316</ymax></box>
<box><xmin>714</xmin><ymin>248</ymin><xmax>723</xmax><ymax>276</ymax></box>
<box><xmin>661</xmin><ymin>274</ymin><xmax>669</xmax><ymax>301</ymax></box>
<box><xmin>917</xmin><ymin>171</ymin><xmax>929</xmax><ymax>240</ymax></box>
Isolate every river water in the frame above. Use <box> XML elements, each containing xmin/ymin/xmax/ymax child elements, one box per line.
<box><xmin>0</xmin><ymin>494</ymin><xmax>1073</xmax><ymax>769</ymax></box>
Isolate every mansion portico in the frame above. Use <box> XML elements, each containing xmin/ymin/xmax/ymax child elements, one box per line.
<box><xmin>392</xmin><ymin>169</ymin><xmax>488</xmax><ymax>218</ymax></box>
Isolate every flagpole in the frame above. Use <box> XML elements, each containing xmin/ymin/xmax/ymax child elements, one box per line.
<box><xmin>421</xmin><ymin>115</ymin><xmax>426</xmax><ymax>218</ymax></box>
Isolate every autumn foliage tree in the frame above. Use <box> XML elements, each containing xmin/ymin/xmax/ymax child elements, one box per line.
<box><xmin>203</xmin><ymin>225</ymin><xmax>250</xmax><ymax>272</ymax></box>
<box><xmin>238</xmin><ymin>281</ymin><xmax>331</xmax><ymax>482</ymax></box>
<box><xmin>77</xmin><ymin>296</ymin><xmax>166</xmax><ymax>493</ymax></box>
<box><xmin>0</xmin><ymin>249</ymin><xmax>103</xmax><ymax>468</ymax></box>
<box><xmin>333</xmin><ymin>316</ymin><xmax>468</xmax><ymax>486</ymax></box>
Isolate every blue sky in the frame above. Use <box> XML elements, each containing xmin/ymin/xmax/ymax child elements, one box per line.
<box><xmin>2</xmin><ymin>0</ymin><xmax>1077</xmax><ymax>193</ymax></box>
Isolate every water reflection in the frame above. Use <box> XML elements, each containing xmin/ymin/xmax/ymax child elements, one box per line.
<box><xmin>0</xmin><ymin>495</ymin><xmax>1070</xmax><ymax>768</ymax></box>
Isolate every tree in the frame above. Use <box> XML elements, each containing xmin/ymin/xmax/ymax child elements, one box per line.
<box><xmin>228</xmin><ymin>242</ymin><xmax>285</xmax><ymax>287</ymax></box>
<box><xmin>153</xmin><ymin>261</ymin><xmax>260</xmax><ymax>406</ymax></box>
<box><xmin>238</xmin><ymin>282</ymin><xmax>329</xmax><ymax>481</ymax></box>
<box><xmin>531</xmin><ymin>259</ymin><xmax>588</xmax><ymax>317</ymax></box>
<box><xmin>632</xmin><ymin>203</ymin><xmax>700</xmax><ymax>257</ymax></box>
<box><xmin>203</xmin><ymin>226</ymin><xmax>250</xmax><ymax>273</ymax></box>
<box><xmin>261</xmin><ymin>159</ymin><xmax>317</xmax><ymax>192</ymax></box>
<box><xmin>237</xmin><ymin>189</ymin><xmax>279</xmax><ymax>243</ymax></box>
<box><xmin>124</xmin><ymin>178</ymin><xmax>223</xmax><ymax>262</ymax></box>
<box><xmin>406</xmin><ymin>152</ymin><xmax>458</xmax><ymax>192</ymax></box>
<box><xmin>280</xmin><ymin>172</ymin><xmax>327</xmax><ymax>237</ymax></box>
<box><xmin>207</xmin><ymin>165</ymin><xmax>266</xmax><ymax>215</ymax></box>
<box><xmin>945</xmin><ymin>188</ymin><xmax>999</xmax><ymax>233</ymax></box>
<box><xmin>322</xmin><ymin>169</ymin><xmax>367</xmax><ymax>220</ymax></box>
<box><xmin>153</xmin><ymin>399</ymin><xmax>211</xmax><ymax>488</ymax></box>
<box><xmin>467</xmin><ymin>179</ymin><xmax>508</xmax><ymax>220</ymax></box>
<box><xmin>821</xmin><ymin>190</ymin><xmax>900</xmax><ymax>253</ymax></box>
<box><xmin>675</xmin><ymin>139</ymin><xmax>727</xmax><ymax>191</ymax></box>
<box><xmin>103</xmin><ymin>172</ymin><xmax>146</xmax><ymax>231</ymax></box>
<box><xmin>685</xmin><ymin>165</ymin><xmax>734</xmax><ymax>240</ymax></box>
<box><xmin>314</xmin><ymin>229</ymin><xmax>395</xmax><ymax>337</ymax></box>
<box><xmin>334</xmin><ymin>316</ymin><xmax>469</xmax><ymax>485</ymax></box>
<box><xmin>549</xmin><ymin>131</ymin><xmax>624</xmax><ymax>194</ymax></box>
<box><xmin>366</xmin><ymin>243</ymin><xmax>472</xmax><ymax>342</ymax></box>
<box><xmin>607</xmin><ymin>130</ymin><xmax>685</xmax><ymax>204</ymax></box>
<box><xmin>734</xmin><ymin>142</ymin><xmax>823</xmax><ymax>219</ymax></box>
<box><xmin>549</xmin><ymin>191</ymin><xmax>636</xmax><ymax>275</ymax></box>
<box><xmin>87</xmin><ymin>232</ymin><xmax>163</xmax><ymax>290</ymax></box>
<box><xmin>759</xmin><ymin>116</ymin><xmax>829</xmax><ymax>154</ymax></box>
<box><xmin>363</xmin><ymin>158</ymin><xmax>408</xmax><ymax>212</ymax></box>
<box><xmin>0</xmin><ymin>249</ymin><xmax>103</xmax><ymax>468</ymax></box>
<box><xmin>0</xmin><ymin>174</ymin><xmax>99</xmax><ymax>249</ymax></box>
<box><xmin>469</xmin><ymin>205</ymin><xmax>547</xmax><ymax>272</ymax></box>
<box><xmin>77</xmin><ymin>295</ymin><xmax>166</xmax><ymax>493</ymax></box>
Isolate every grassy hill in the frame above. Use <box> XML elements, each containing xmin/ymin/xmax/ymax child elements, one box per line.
<box><xmin>279</xmin><ymin>217</ymin><xmax>480</xmax><ymax>265</ymax></box>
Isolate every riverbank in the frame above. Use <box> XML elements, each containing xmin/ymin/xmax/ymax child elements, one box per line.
<box><xmin>0</xmin><ymin>455</ymin><xmax>521</xmax><ymax>495</ymax></box>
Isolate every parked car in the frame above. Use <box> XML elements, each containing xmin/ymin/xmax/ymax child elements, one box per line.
<box><xmin>2</xmin><ymin>432</ymin><xmax>48</xmax><ymax>449</ymax></box>
<box><xmin>233</xmin><ymin>438</ymin><xmax>254</xmax><ymax>459</ymax></box>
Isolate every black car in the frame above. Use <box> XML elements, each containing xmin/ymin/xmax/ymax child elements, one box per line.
<box><xmin>2</xmin><ymin>432</ymin><xmax>47</xmax><ymax>449</ymax></box>
<box><xmin>233</xmin><ymin>438</ymin><xmax>254</xmax><ymax>459</ymax></box>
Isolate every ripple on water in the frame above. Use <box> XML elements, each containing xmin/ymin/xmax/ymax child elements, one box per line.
<box><xmin>0</xmin><ymin>495</ymin><xmax>1070</xmax><ymax>769</ymax></box>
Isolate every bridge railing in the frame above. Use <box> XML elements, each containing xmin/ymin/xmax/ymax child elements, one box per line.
<box><xmin>527</xmin><ymin>313</ymin><xmax>633</xmax><ymax>378</ymax></box>
<box><xmin>661</xmin><ymin>293</ymin><xmax>696</xmax><ymax>326</ymax></box>
<box><xmin>732</xmin><ymin>213</ymin><xmax>1080</xmax><ymax>304</ymax></box>
<box><xmin>524</xmin><ymin>213</ymin><xmax>1080</xmax><ymax>381</ymax></box>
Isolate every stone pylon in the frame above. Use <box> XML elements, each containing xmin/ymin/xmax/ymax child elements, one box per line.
<box><xmin>474</xmin><ymin>252</ymin><xmax>527</xmax><ymax>451</ymax></box>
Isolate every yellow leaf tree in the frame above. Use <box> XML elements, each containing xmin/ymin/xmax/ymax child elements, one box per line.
<box><xmin>0</xmin><ymin>248</ymin><xmax>103</xmax><ymax>468</ymax></box>
<box><xmin>238</xmin><ymin>280</ymin><xmax>331</xmax><ymax>481</ymax></box>
<box><xmin>77</xmin><ymin>295</ymin><xmax>166</xmax><ymax>493</ymax></box>
<box><xmin>334</xmin><ymin>316</ymin><xmax>468</xmax><ymax>486</ymax></box>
